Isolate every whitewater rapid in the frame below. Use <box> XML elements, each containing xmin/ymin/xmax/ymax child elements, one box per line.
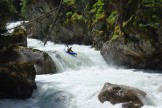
<box><xmin>0</xmin><ymin>38</ymin><xmax>162</xmax><ymax>108</ymax></box>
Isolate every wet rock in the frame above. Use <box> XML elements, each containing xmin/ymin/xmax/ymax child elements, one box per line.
<box><xmin>98</xmin><ymin>82</ymin><xmax>146</xmax><ymax>108</ymax></box>
<box><xmin>14</xmin><ymin>47</ymin><xmax>57</xmax><ymax>74</ymax></box>
<box><xmin>100</xmin><ymin>37</ymin><xmax>162</xmax><ymax>70</ymax></box>
<box><xmin>0</xmin><ymin>28</ymin><xmax>27</xmax><ymax>53</ymax></box>
<box><xmin>0</xmin><ymin>62</ymin><xmax>36</xmax><ymax>99</ymax></box>
<box><xmin>100</xmin><ymin>0</ymin><xmax>162</xmax><ymax>70</ymax></box>
<box><xmin>0</xmin><ymin>46</ymin><xmax>57</xmax><ymax>75</ymax></box>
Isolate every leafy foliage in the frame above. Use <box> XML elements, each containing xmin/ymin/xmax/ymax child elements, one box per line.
<box><xmin>0</xmin><ymin>0</ymin><xmax>15</xmax><ymax>34</ymax></box>
<box><xmin>21</xmin><ymin>0</ymin><xmax>36</xmax><ymax>18</ymax></box>
<box><xmin>93</xmin><ymin>0</ymin><xmax>104</xmax><ymax>17</ymax></box>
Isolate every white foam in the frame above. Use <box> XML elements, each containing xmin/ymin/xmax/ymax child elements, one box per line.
<box><xmin>0</xmin><ymin>38</ymin><xmax>162</xmax><ymax>108</ymax></box>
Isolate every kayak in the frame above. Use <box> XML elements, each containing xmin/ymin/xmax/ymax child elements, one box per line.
<box><xmin>65</xmin><ymin>51</ymin><xmax>77</xmax><ymax>55</ymax></box>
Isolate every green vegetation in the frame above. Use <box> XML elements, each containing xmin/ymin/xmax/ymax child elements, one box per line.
<box><xmin>64</xmin><ymin>0</ymin><xmax>75</xmax><ymax>6</ymax></box>
<box><xmin>142</xmin><ymin>0</ymin><xmax>161</xmax><ymax>9</ymax></box>
<box><xmin>20</xmin><ymin>0</ymin><xmax>162</xmax><ymax>49</ymax></box>
<box><xmin>21</xmin><ymin>0</ymin><xmax>27</xmax><ymax>18</ymax></box>
<box><xmin>0</xmin><ymin>0</ymin><xmax>15</xmax><ymax>34</ymax></box>
<box><xmin>93</xmin><ymin>0</ymin><xmax>104</xmax><ymax>18</ymax></box>
<box><xmin>21</xmin><ymin>0</ymin><xmax>36</xmax><ymax>18</ymax></box>
<box><xmin>12</xmin><ymin>27</ymin><xmax>27</xmax><ymax>37</ymax></box>
<box><xmin>71</xmin><ymin>12</ymin><xmax>84</xmax><ymax>22</ymax></box>
<box><xmin>106</xmin><ymin>11</ymin><xmax>118</xmax><ymax>27</ymax></box>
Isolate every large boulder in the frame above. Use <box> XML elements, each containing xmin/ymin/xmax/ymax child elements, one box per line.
<box><xmin>0</xmin><ymin>44</ymin><xmax>56</xmax><ymax>99</ymax></box>
<box><xmin>0</xmin><ymin>46</ymin><xmax>56</xmax><ymax>75</ymax></box>
<box><xmin>0</xmin><ymin>62</ymin><xmax>36</xmax><ymax>99</ymax></box>
<box><xmin>100</xmin><ymin>37</ymin><xmax>162</xmax><ymax>70</ymax></box>
<box><xmin>98</xmin><ymin>82</ymin><xmax>146</xmax><ymax>108</ymax></box>
<box><xmin>16</xmin><ymin>47</ymin><xmax>57</xmax><ymax>74</ymax></box>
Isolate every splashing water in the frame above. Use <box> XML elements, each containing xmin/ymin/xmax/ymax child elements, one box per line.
<box><xmin>0</xmin><ymin>38</ymin><xmax>162</xmax><ymax>108</ymax></box>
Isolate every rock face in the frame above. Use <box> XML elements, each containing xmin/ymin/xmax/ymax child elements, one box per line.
<box><xmin>100</xmin><ymin>37</ymin><xmax>162</xmax><ymax>70</ymax></box>
<box><xmin>0</xmin><ymin>34</ymin><xmax>56</xmax><ymax>99</ymax></box>
<box><xmin>24</xmin><ymin>0</ymin><xmax>112</xmax><ymax>47</ymax></box>
<box><xmin>25</xmin><ymin>0</ymin><xmax>94</xmax><ymax>45</ymax></box>
<box><xmin>98</xmin><ymin>82</ymin><xmax>146</xmax><ymax>108</ymax></box>
<box><xmin>99</xmin><ymin>0</ymin><xmax>162</xmax><ymax>70</ymax></box>
<box><xmin>15</xmin><ymin>47</ymin><xmax>57</xmax><ymax>74</ymax></box>
<box><xmin>0</xmin><ymin>46</ymin><xmax>56</xmax><ymax>75</ymax></box>
<box><xmin>24</xmin><ymin>0</ymin><xmax>162</xmax><ymax>70</ymax></box>
<box><xmin>0</xmin><ymin>62</ymin><xmax>36</xmax><ymax>99</ymax></box>
<box><xmin>0</xmin><ymin>29</ymin><xmax>37</xmax><ymax>99</ymax></box>
<box><xmin>0</xmin><ymin>27</ymin><xmax>27</xmax><ymax>53</ymax></box>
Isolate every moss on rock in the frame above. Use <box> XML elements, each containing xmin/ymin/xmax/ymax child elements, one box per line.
<box><xmin>0</xmin><ymin>62</ymin><xmax>36</xmax><ymax>99</ymax></box>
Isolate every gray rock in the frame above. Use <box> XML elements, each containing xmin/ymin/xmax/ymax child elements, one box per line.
<box><xmin>98</xmin><ymin>82</ymin><xmax>146</xmax><ymax>108</ymax></box>
<box><xmin>15</xmin><ymin>47</ymin><xmax>57</xmax><ymax>75</ymax></box>
<box><xmin>100</xmin><ymin>37</ymin><xmax>162</xmax><ymax>70</ymax></box>
<box><xmin>25</xmin><ymin>0</ymin><xmax>93</xmax><ymax>45</ymax></box>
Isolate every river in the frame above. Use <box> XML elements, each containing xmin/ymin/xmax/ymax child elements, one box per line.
<box><xmin>0</xmin><ymin>38</ymin><xmax>162</xmax><ymax>108</ymax></box>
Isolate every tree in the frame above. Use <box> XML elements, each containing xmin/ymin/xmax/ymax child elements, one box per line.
<box><xmin>0</xmin><ymin>0</ymin><xmax>15</xmax><ymax>34</ymax></box>
<box><xmin>118</xmin><ymin>0</ymin><xmax>129</xmax><ymax>42</ymax></box>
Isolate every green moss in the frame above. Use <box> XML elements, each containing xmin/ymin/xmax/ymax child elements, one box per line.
<box><xmin>21</xmin><ymin>0</ymin><xmax>37</xmax><ymax>18</ymax></box>
<box><xmin>138</xmin><ymin>23</ymin><xmax>160</xmax><ymax>29</ymax></box>
<box><xmin>142</xmin><ymin>0</ymin><xmax>161</xmax><ymax>9</ymax></box>
<box><xmin>89</xmin><ymin>8</ymin><xmax>96</xmax><ymax>14</ymax></box>
<box><xmin>106</xmin><ymin>11</ymin><xmax>118</xmax><ymax>27</ymax></box>
<box><xmin>11</xmin><ymin>27</ymin><xmax>27</xmax><ymax>37</ymax></box>
<box><xmin>64</xmin><ymin>0</ymin><xmax>76</xmax><ymax>6</ymax></box>
<box><xmin>111</xmin><ymin>25</ymin><xmax>122</xmax><ymax>40</ymax></box>
<box><xmin>71</xmin><ymin>12</ymin><xmax>84</xmax><ymax>22</ymax></box>
<box><xmin>93</xmin><ymin>12</ymin><xmax>105</xmax><ymax>24</ymax></box>
<box><xmin>66</xmin><ymin>12</ymin><xmax>73</xmax><ymax>17</ymax></box>
<box><xmin>64</xmin><ymin>12</ymin><xmax>85</xmax><ymax>24</ymax></box>
<box><xmin>93</xmin><ymin>0</ymin><xmax>104</xmax><ymax>18</ymax></box>
<box><xmin>95</xmin><ymin>30</ymin><xmax>104</xmax><ymax>37</ymax></box>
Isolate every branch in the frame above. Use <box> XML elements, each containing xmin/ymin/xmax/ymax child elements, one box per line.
<box><xmin>7</xmin><ymin>6</ymin><xmax>59</xmax><ymax>31</ymax></box>
<box><xmin>43</xmin><ymin>0</ymin><xmax>63</xmax><ymax>46</ymax></box>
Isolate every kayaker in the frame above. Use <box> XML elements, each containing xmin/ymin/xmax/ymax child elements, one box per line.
<box><xmin>67</xmin><ymin>46</ymin><xmax>73</xmax><ymax>53</ymax></box>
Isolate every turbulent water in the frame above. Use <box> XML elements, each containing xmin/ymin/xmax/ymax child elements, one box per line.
<box><xmin>0</xmin><ymin>38</ymin><xmax>162</xmax><ymax>108</ymax></box>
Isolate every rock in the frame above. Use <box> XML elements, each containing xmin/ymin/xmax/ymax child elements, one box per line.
<box><xmin>98</xmin><ymin>82</ymin><xmax>146</xmax><ymax>108</ymax></box>
<box><xmin>100</xmin><ymin>37</ymin><xmax>162</xmax><ymax>70</ymax></box>
<box><xmin>24</xmin><ymin>0</ymin><xmax>162</xmax><ymax>70</ymax></box>
<box><xmin>0</xmin><ymin>29</ymin><xmax>27</xmax><ymax>53</ymax></box>
<box><xmin>14</xmin><ymin>47</ymin><xmax>57</xmax><ymax>74</ymax></box>
<box><xmin>0</xmin><ymin>46</ymin><xmax>57</xmax><ymax>74</ymax></box>
<box><xmin>11</xmin><ymin>27</ymin><xmax>27</xmax><ymax>47</ymax></box>
<box><xmin>99</xmin><ymin>0</ymin><xmax>162</xmax><ymax>70</ymax></box>
<box><xmin>0</xmin><ymin>62</ymin><xmax>36</xmax><ymax>99</ymax></box>
<box><xmin>122</xmin><ymin>101</ymin><xmax>142</xmax><ymax>108</ymax></box>
<box><xmin>24</xmin><ymin>0</ymin><xmax>99</xmax><ymax>45</ymax></box>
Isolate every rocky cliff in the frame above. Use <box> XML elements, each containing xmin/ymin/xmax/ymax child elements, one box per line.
<box><xmin>100</xmin><ymin>0</ymin><xmax>162</xmax><ymax>70</ymax></box>
<box><xmin>0</xmin><ymin>27</ymin><xmax>56</xmax><ymax>99</ymax></box>
<box><xmin>24</xmin><ymin>0</ymin><xmax>162</xmax><ymax>70</ymax></box>
<box><xmin>24</xmin><ymin>0</ymin><xmax>110</xmax><ymax>47</ymax></box>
